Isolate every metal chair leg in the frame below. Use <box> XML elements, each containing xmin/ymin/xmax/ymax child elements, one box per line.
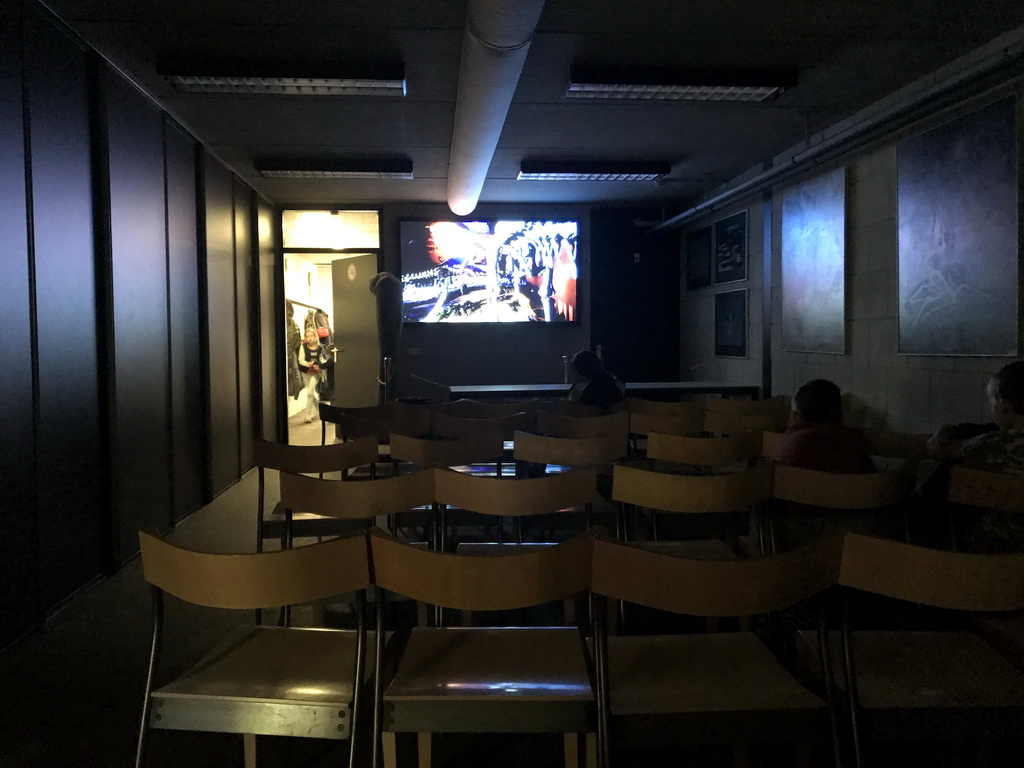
<box><xmin>135</xmin><ymin>587</ymin><xmax>164</xmax><ymax>768</ymax></box>
<box><xmin>840</xmin><ymin>593</ymin><xmax>863</xmax><ymax>768</ymax></box>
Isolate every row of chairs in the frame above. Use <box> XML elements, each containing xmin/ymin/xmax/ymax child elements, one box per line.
<box><xmin>257</xmin><ymin>427</ymin><xmax>1021</xmax><ymax>555</ymax></box>
<box><xmin>136</xmin><ymin>527</ymin><xmax>1024</xmax><ymax>768</ymax></box>
<box><xmin>319</xmin><ymin>394</ymin><xmax>792</xmax><ymax>444</ymax></box>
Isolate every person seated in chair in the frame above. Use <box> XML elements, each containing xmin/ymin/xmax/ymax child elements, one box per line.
<box><xmin>926</xmin><ymin>361</ymin><xmax>1024</xmax><ymax>552</ymax></box>
<box><xmin>771</xmin><ymin>378</ymin><xmax>875</xmax><ymax>474</ymax></box>
<box><xmin>566</xmin><ymin>350</ymin><xmax>624</xmax><ymax>413</ymax></box>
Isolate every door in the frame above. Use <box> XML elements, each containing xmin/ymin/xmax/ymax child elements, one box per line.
<box><xmin>331</xmin><ymin>253</ymin><xmax>380</xmax><ymax>407</ymax></box>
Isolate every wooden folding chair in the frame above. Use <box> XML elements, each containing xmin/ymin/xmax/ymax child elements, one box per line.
<box><xmin>370</xmin><ymin>527</ymin><xmax>600</xmax><ymax>768</ymax></box>
<box><xmin>537</xmin><ymin>409</ymin><xmax>630</xmax><ymax>440</ymax></box>
<box><xmin>135</xmin><ymin>530</ymin><xmax>373</xmax><ymax>768</ymax></box>
<box><xmin>862</xmin><ymin>429</ymin><xmax>930</xmax><ymax>460</ymax></box>
<box><xmin>253</xmin><ymin>436</ymin><xmax>380</xmax><ymax>552</ymax></box>
<box><xmin>436</xmin><ymin>465</ymin><xmax>598</xmax><ymax>547</ymax></box>
<box><xmin>591</xmin><ymin>532</ymin><xmax>841</xmax><ymax>768</ymax></box>
<box><xmin>820</xmin><ymin>533</ymin><xmax>1024</xmax><ymax>767</ymax></box>
<box><xmin>320</xmin><ymin>402</ymin><xmax>393</xmax><ymax>445</ymax></box>
<box><xmin>611</xmin><ymin>463</ymin><xmax>772</xmax><ymax>551</ymax></box>
<box><xmin>279</xmin><ymin>468</ymin><xmax>437</xmax><ymax>540</ymax></box>
<box><xmin>646</xmin><ymin>430</ymin><xmax>760</xmax><ymax>473</ymax></box>
<box><xmin>767</xmin><ymin>461</ymin><xmax>918</xmax><ymax>554</ymax></box>
<box><xmin>513</xmin><ymin>430</ymin><xmax>628</xmax><ymax>474</ymax></box>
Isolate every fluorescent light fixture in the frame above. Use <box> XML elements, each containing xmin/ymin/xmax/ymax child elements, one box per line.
<box><xmin>517</xmin><ymin>160</ymin><xmax>671</xmax><ymax>182</ymax></box>
<box><xmin>157</xmin><ymin>58</ymin><xmax>406</xmax><ymax>96</ymax></box>
<box><xmin>567</xmin><ymin>66</ymin><xmax>797</xmax><ymax>102</ymax></box>
<box><xmin>255</xmin><ymin>158</ymin><xmax>413</xmax><ymax>180</ymax></box>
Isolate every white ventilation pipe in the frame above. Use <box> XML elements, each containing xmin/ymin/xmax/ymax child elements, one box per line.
<box><xmin>446</xmin><ymin>0</ymin><xmax>547</xmax><ymax>216</ymax></box>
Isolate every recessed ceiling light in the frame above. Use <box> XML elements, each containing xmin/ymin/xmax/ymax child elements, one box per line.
<box><xmin>566</xmin><ymin>66</ymin><xmax>797</xmax><ymax>102</ymax></box>
<box><xmin>517</xmin><ymin>160</ymin><xmax>671</xmax><ymax>181</ymax></box>
<box><xmin>157</xmin><ymin>59</ymin><xmax>406</xmax><ymax>96</ymax></box>
<box><xmin>255</xmin><ymin>158</ymin><xmax>414</xmax><ymax>180</ymax></box>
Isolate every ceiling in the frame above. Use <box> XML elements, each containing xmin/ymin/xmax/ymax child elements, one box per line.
<box><xmin>43</xmin><ymin>0</ymin><xmax>1024</xmax><ymax>215</ymax></box>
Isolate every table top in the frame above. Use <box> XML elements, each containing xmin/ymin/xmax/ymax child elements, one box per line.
<box><xmin>449</xmin><ymin>381</ymin><xmax>761</xmax><ymax>400</ymax></box>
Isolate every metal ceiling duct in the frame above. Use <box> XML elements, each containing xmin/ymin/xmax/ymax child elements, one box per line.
<box><xmin>446</xmin><ymin>0</ymin><xmax>546</xmax><ymax>216</ymax></box>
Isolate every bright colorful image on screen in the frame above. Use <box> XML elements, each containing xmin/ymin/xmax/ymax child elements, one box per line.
<box><xmin>400</xmin><ymin>220</ymin><xmax>578</xmax><ymax>323</ymax></box>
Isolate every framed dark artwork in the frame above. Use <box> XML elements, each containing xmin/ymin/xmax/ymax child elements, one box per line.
<box><xmin>685</xmin><ymin>226</ymin><xmax>713</xmax><ymax>290</ymax></box>
<box><xmin>713</xmin><ymin>211</ymin><xmax>747</xmax><ymax>284</ymax></box>
<box><xmin>714</xmin><ymin>289</ymin><xmax>747</xmax><ymax>357</ymax></box>
<box><xmin>897</xmin><ymin>97</ymin><xmax>1019</xmax><ymax>356</ymax></box>
<box><xmin>781</xmin><ymin>168</ymin><xmax>847</xmax><ymax>353</ymax></box>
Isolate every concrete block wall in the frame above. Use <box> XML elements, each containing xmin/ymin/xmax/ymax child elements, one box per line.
<box><xmin>681</xmin><ymin>143</ymin><xmax>1011</xmax><ymax>434</ymax></box>
<box><xmin>679</xmin><ymin>203</ymin><xmax>764</xmax><ymax>386</ymax></box>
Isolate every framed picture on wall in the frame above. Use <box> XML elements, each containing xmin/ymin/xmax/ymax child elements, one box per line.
<box><xmin>714</xmin><ymin>289</ymin><xmax>747</xmax><ymax>357</ymax></box>
<box><xmin>685</xmin><ymin>226</ymin><xmax>713</xmax><ymax>290</ymax></box>
<box><xmin>897</xmin><ymin>97</ymin><xmax>1019</xmax><ymax>356</ymax></box>
<box><xmin>781</xmin><ymin>167</ymin><xmax>847</xmax><ymax>354</ymax></box>
<box><xmin>713</xmin><ymin>211</ymin><xmax>747</xmax><ymax>285</ymax></box>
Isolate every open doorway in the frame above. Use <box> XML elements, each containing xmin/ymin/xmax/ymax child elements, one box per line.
<box><xmin>281</xmin><ymin>209</ymin><xmax>381</xmax><ymax>444</ymax></box>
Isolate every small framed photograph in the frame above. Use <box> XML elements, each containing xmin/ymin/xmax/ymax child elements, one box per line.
<box><xmin>714</xmin><ymin>289</ymin><xmax>747</xmax><ymax>357</ymax></box>
<box><xmin>685</xmin><ymin>226</ymin><xmax>713</xmax><ymax>290</ymax></box>
<box><xmin>713</xmin><ymin>211</ymin><xmax>747</xmax><ymax>284</ymax></box>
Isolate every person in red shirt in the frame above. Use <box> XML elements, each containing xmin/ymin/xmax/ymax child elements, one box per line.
<box><xmin>771</xmin><ymin>378</ymin><xmax>875</xmax><ymax>474</ymax></box>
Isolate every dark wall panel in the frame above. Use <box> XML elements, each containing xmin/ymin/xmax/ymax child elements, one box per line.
<box><xmin>0</xmin><ymin>0</ymin><xmax>40</xmax><ymax>647</ymax></box>
<box><xmin>256</xmin><ymin>198</ymin><xmax>280</xmax><ymax>442</ymax></box>
<box><xmin>591</xmin><ymin>208</ymin><xmax>680</xmax><ymax>382</ymax></box>
<box><xmin>103</xmin><ymin>67</ymin><xmax>172</xmax><ymax>558</ymax></box>
<box><xmin>24</xmin><ymin>10</ymin><xmax>108</xmax><ymax>611</ymax></box>
<box><xmin>165</xmin><ymin>122</ymin><xmax>204</xmax><ymax>521</ymax></box>
<box><xmin>233</xmin><ymin>179</ymin><xmax>255</xmax><ymax>470</ymax></box>
<box><xmin>204</xmin><ymin>154</ymin><xmax>239</xmax><ymax>495</ymax></box>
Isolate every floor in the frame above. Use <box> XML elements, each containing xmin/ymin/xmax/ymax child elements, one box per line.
<box><xmin>0</xmin><ymin>411</ymin><xmax>1012</xmax><ymax>767</ymax></box>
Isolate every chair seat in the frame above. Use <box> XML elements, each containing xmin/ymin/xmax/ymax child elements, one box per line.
<box><xmin>797</xmin><ymin>630</ymin><xmax>1024</xmax><ymax>708</ymax></box>
<box><xmin>608</xmin><ymin>633</ymin><xmax>824</xmax><ymax>715</ymax></box>
<box><xmin>386</xmin><ymin>627</ymin><xmax>592</xmax><ymax>702</ymax></box>
<box><xmin>384</xmin><ymin>627</ymin><xmax>594</xmax><ymax>733</ymax></box>
<box><xmin>151</xmin><ymin>625</ymin><xmax>368</xmax><ymax>739</ymax></box>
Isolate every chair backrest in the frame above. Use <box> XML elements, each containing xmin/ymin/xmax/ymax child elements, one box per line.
<box><xmin>320</xmin><ymin>402</ymin><xmax>393</xmax><ymax>440</ymax></box>
<box><xmin>646</xmin><ymin>431</ymin><xmax>759</xmax><ymax>466</ymax></box>
<box><xmin>862</xmin><ymin>428</ymin><xmax>930</xmax><ymax>459</ymax></box>
<box><xmin>771</xmin><ymin>461</ymin><xmax>916</xmax><ymax>510</ymax></box>
<box><xmin>626</xmin><ymin>397</ymin><xmax>705</xmax><ymax>417</ymax></box>
<box><xmin>431</xmin><ymin>398</ymin><xmax>539</xmax><ymax>420</ymax></box>
<box><xmin>703</xmin><ymin>409</ymin><xmax>782</xmax><ymax>436</ymax></box>
<box><xmin>948</xmin><ymin>465</ymin><xmax>1024</xmax><ymax>513</ymax></box>
<box><xmin>435</xmin><ymin>466</ymin><xmax>597</xmax><ymax>517</ymax></box>
<box><xmin>512</xmin><ymin>430</ymin><xmax>628</xmax><ymax>467</ymax></box>
<box><xmin>388</xmin><ymin>431</ymin><xmax>504</xmax><ymax>468</ymax></box>
<box><xmin>612</xmin><ymin>463</ymin><xmax>772</xmax><ymax>513</ymax></box>
<box><xmin>839</xmin><ymin>532</ymin><xmax>1024</xmax><ymax>612</ymax></box>
<box><xmin>537</xmin><ymin>408</ymin><xmax>630</xmax><ymax>439</ymax></box>
<box><xmin>280</xmin><ymin>468</ymin><xmax>437</xmax><ymax>519</ymax></box>
<box><xmin>252</xmin><ymin>435</ymin><xmax>379</xmax><ymax>474</ymax></box>
<box><xmin>390</xmin><ymin>400</ymin><xmax>432</xmax><ymax>437</ymax></box>
<box><xmin>542</xmin><ymin>399</ymin><xmax>605</xmax><ymax>417</ymax></box>
<box><xmin>431</xmin><ymin>410</ymin><xmax>532</xmax><ymax>440</ymax></box>
<box><xmin>760</xmin><ymin>430</ymin><xmax>784</xmax><ymax>457</ymax></box>
<box><xmin>591</xmin><ymin>532</ymin><xmax>843</xmax><ymax>617</ymax></box>
<box><xmin>629</xmin><ymin>409</ymin><xmax>703</xmax><ymax>438</ymax></box>
<box><xmin>704</xmin><ymin>394</ymin><xmax>790</xmax><ymax>418</ymax></box>
<box><xmin>369</xmin><ymin>526</ymin><xmax>596</xmax><ymax>610</ymax></box>
<box><xmin>138</xmin><ymin>530</ymin><xmax>370</xmax><ymax>609</ymax></box>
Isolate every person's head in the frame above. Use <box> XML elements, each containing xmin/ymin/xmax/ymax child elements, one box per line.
<box><xmin>571</xmin><ymin>349</ymin><xmax>603</xmax><ymax>379</ymax></box>
<box><xmin>987</xmin><ymin>361</ymin><xmax>1024</xmax><ymax>430</ymax></box>
<box><xmin>303</xmin><ymin>327</ymin><xmax>319</xmax><ymax>345</ymax></box>
<box><xmin>792</xmin><ymin>379</ymin><xmax>843</xmax><ymax>424</ymax></box>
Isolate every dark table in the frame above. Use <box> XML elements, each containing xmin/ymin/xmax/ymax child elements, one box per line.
<box><xmin>449</xmin><ymin>381</ymin><xmax>761</xmax><ymax>400</ymax></box>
